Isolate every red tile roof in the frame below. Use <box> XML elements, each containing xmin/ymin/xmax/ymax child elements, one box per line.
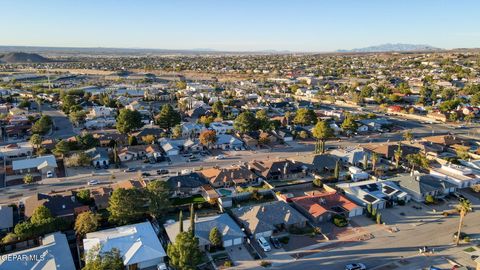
<box><xmin>291</xmin><ymin>191</ymin><xmax>359</xmax><ymax>218</ymax></box>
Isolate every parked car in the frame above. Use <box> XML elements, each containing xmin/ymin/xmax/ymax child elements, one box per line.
<box><xmin>345</xmin><ymin>263</ymin><xmax>367</xmax><ymax>270</ymax></box>
<box><xmin>188</xmin><ymin>157</ymin><xmax>199</xmax><ymax>162</ymax></box>
<box><xmin>270</xmin><ymin>238</ymin><xmax>282</xmax><ymax>249</ymax></box>
<box><xmin>215</xmin><ymin>154</ymin><xmax>225</xmax><ymax>160</ymax></box>
<box><xmin>157</xmin><ymin>169</ymin><xmax>169</xmax><ymax>175</ymax></box>
<box><xmin>88</xmin><ymin>180</ymin><xmax>100</xmax><ymax>186</ymax></box>
<box><xmin>124</xmin><ymin>168</ymin><xmax>136</xmax><ymax>172</ymax></box>
<box><xmin>257</xmin><ymin>237</ymin><xmax>271</xmax><ymax>252</ymax></box>
<box><xmin>141</xmin><ymin>172</ymin><xmax>151</xmax><ymax>177</ymax></box>
<box><xmin>46</xmin><ymin>171</ymin><xmax>53</xmax><ymax>178</ymax></box>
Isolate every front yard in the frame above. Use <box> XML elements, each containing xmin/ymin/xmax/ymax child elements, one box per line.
<box><xmin>172</xmin><ymin>194</ymin><xmax>206</xmax><ymax>206</ymax></box>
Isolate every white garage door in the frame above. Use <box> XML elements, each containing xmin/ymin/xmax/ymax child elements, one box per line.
<box><xmin>233</xmin><ymin>238</ymin><xmax>242</xmax><ymax>245</ymax></box>
<box><xmin>255</xmin><ymin>231</ymin><xmax>272</xmax><ymax>239</ymax></box>
<box><xmin>223</xmin><ymin>240</ymin><xmax>233</xmax><ymax>247</ymax></box>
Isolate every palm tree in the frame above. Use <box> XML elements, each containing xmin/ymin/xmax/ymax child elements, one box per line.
<box><xmin>406</xmin><ymin>153</ymin><xmax>429</xmax><ymax>172</ymax></box>
<box><xmin>394</xmin><ymin>143</ymin><xmax>403</xmax><ymax>169</ymax></box>
<box><xmin>403</xmin><ymin>131</ymin><xmax>414</xmax><ymax>143</ymax></box>
<box><xmin>371</xmin><ymin>153</ymin><xmax>378</xmax><ymax>173</ymax></box>
<box><xmin>455</xmin><ymin>198</ymin><xmax>472</xmax><ymax>246</ymax></box>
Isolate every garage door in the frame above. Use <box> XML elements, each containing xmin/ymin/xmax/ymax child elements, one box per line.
<box><xmin>223</xmin><ymin>240</ymin><xmax>233</xmax><ymax>247</ymax></box>
<box><xmin>233</xmin><ymin>238</ymin><xmax>242</xmax><ymax>245</ymax></box>
<box><xmin>255</xmin><ymin>231</ymin><xmax>272</xmax><ymax>239</ymax></box>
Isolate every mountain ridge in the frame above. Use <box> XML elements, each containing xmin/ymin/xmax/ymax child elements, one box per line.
<box><xmin>337</xmin><ymin>43</ymin><xmax>442</xmax><ymax>53</ymax></box>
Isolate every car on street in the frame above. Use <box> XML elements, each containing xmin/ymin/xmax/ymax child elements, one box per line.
<box><xmin>257</xmin><ymin>237</ymin><xmax>271</xmax><ymax>252</ymax></box>
<box><xmin>157</xmin><ymin>169</ymin><xmax>169</xmax><ymax>175</ymax></box>
<box><xmin>270</xmin><ymin>238</ymin><xmax>282</xmax><ymax>249</ymax></box>
<box><xmin>345</xmin><ymin>263</ymin><xmax>367</xmax><ymax>270</ymax></box>
<box><xmin>215</xmin><ymin>154</ymin><xmax>225</xmax><ymax>160</ymax></box>
<box><xmin>141</xmin><ymin>172</ymin><xmax>151</xmax><ymax>177</ymax></box>
<box><xmin>88</xmin><ymin>180</ymin><xmax>100</xmax><ymax>186</ymax></box>
<box><xmin>46</xmin><ymin>171</ymin><xmax>54</xmax><ymax>178</ymax></box>
<box><xmin>124</xmin><ymin>168</ymin><xmax>136</xmax><ymax>172</ymax></box>
<box><xmin>188</xmin><ymin>157</ymin><xmax>199</xmax><ymax>162</ymax></box>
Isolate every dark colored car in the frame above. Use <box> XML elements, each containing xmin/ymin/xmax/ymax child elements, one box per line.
<box><xmin>157</xmin><ymin>169</ymin><xmax>169</xmax><ymax>175</ymax></box>
<box><xmin>270</xmin><ymin>238</ymin><xmax>282</xmax><ymax>249</ymax></box>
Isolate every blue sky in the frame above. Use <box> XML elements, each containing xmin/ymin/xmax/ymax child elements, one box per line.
<box><xmin>1</xmin><ymin>0</ymin><xmax>480</xmax><ymax>52</ymax></box>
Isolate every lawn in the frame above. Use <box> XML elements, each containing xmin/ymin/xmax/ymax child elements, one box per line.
<box><xmin>172</xmin><ymin>195</ymin><xmax>206</xmax><ymax>206</ymax></box>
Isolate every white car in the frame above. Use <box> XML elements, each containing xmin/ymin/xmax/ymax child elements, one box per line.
<box><xmin>257</xmin><ymin>237</ymin><xmax>271</xmax><ymax>252</ymax></box>
<box><xmin>345</xmin><ymin>263</ymin><xmax>367</xmax><ymax>270</ymax></box>
<box><xmin>88</xmin><ymin>180</ymin><xmax>100</xmax><ymax>186</ymax></box>
<box><xmin>46</xmin><ymin>171</ymin><xmax>54</xmax><ymax>178</ymax></box>
<box><xmin>215</xmin><ymin>155</ymin><xmax>225</xmax><ymax>160</ymax></box>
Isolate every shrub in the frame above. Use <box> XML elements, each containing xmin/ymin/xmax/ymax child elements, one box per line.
<box><xmin>260</xmin><ymin>261</ymin><xmax>272</xmax><ymax>268</ymax></box>
<box><xmin>224</xmin><ymin>260</ymin><xmax>233</xmax><ymax>267</ymax></box>
<box><xmin>425</xmin><ymin>195</ymin><xmax>435</xmax><ymax>204</ymax></box>
<box><xmin>333</xmin><ymin>215</ymin><xmax>348</xmax><ymax>227</ymax></box>
<box><xmin>464</xmin><ymin>236</ymin><xmax>471</xmax><ymax>243</ymax></box>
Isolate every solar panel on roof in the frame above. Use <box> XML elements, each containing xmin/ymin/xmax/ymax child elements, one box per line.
<box><xmin>363</xmin><ymin>194</ymin><xmax>378</xmax><ymax>203</ymax></box>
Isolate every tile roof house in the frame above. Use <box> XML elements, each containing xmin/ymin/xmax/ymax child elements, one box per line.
<box><xmin>84</xmin><ymin>221</ymin><xmax>166</xmax><ymax>270</ymax></box>
<box><xmin>0</xmin><ymin>232</ymin><xmax>76</xmax><ymax>270</ymax></box>
<box><xmin>113</xmin><ymin>179</ymin><xmax>146</xmax><ymax>190</ymax></box>
<box><xmin>166</xmin><ymin>173</ymin><xmax>209</xmax><ymax>197</ymax></box>
<box><xmin>291</xmin><ymin>191</ymin><xmax>362</xmax><ymax>223</ymax></box>
<box><xmin>231</xmin><ymin>201</ymin><xmax>307</xmax><ymax>239</ymax></box>
<box><xmin>164</xmin><ymin>213</ymin><xmax>246</xmax><ymax>250</ymax></box>
<box><xmin>24</xmin><ymin>192</ymin><xmax>84</xmax><ymax>219</ymax></box>
<box><xmin>389</xmin><ymin>173</ymin><xmax>457</xmax><ymax>202</ymax></box>
<box><xmin>199</xmin><ymin>165</ymin><xmax>258</xmax><ymax>188</ymax></box>
<box><xmin>362</xmin><ymin>143</ymin><xmax>420</xmax><ymax>160</ymax></box>
<box><xmin>249</xmin><ymin>159</ymin><xmax>307</xmax><ymax>181</ymax></box>
<box><xmin>422</xmin><ymin>135</ymin><xmax>466</xmax><ymax>146</ymax></box>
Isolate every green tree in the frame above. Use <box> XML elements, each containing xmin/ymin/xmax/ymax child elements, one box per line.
<box><xmin>53</xmin><ymin>140</ymin><xmax>71</xmax><ymax>157</ymax></box>
<box><xmin>455</xmin><ymin>198</ymin><xmax>472</xmax><ymax>245</ymax></box>
<box><xmin>128</xmin><ymin>135</ymin><xmax>138</xmax><ymax>146</ymax></box>
<box><xmin>75</xmin><ymin>211</ymin><xmax>100</xmax><ymax>236</ymax></box>
<box><xmin>293</xmin><ymin>108</ymin><xmax>317</xmax><ymax>126</ymax></box>
<box><xmin>394</xmin><ymin>143</ymin><xmax>403</xmax><ymax>169</ymax></box>
<box><xmin>341</xmin><ymin>116</ymin><xmax>358</xmax><ymax>135</ymax></box>
<box><xmin>69</xmin><ymin>110</ymin><xmax>87</xmax><ymax>126</ymax></box>
<box><xmin>209</xmin><ymin>227</ymin><xmax>223</xmax><ymax>248</ymax></box>
<box><xmin>61</xmin><ymin>94</ymin><xmax>77</xmax><ymax>114</ymax></box>
<box><xmin>376</xmin><ymin>213</ymin><xmax>382</xmax><ymax>224</ymax></box>
<box><xmin>406</xmin><ymin>153</ymin><xmax>429</xmax><ymax>172</ymax></box>
<box><xmin>189</xmin><ymin>203</ymin><xmax>195</xmax><ymax>236</ymax></box>
<box><xmin>167</xmin><ymin>231</ymin><xmax>202</xmax><ymax>270</ymax></box>
<box><xmin>23</xmin><ymin>174</ymin><xmax>34</xmax><ymax>184</ymax></box>
<box><xmin>256</xmin><ymin>109</ymin><xmax>271</xmax><ymax>131</ymax></box>
<box><xmin>234</xmin><ymin>111</ymin><xmax>258</xmax><ymax>133</ymax></box>
<box><xmin>32</xmin><ymin>115</ymin><xmax>53</xmax><ymax>135</ymax></box>
<box><xmin>403</xmin><ymin>131</ymin><xmax>413</xmax><ymax>143</ymax></box>
<box><xmin>107</xmin><ymin>188</ymin><xmax>147</xmax><ymax>225</ymax></box>
<box><xmin>30</xmin><ymin>205</ymin><xmax>53</xmax><ymax>225</ymax></box>
<box><xmin>116</xmin><ymin>109</ymin><xmax>143</xmax><ymax>134</ymax></box>
<box><xmin>312</xmin><ymin>120</ymin><xmax>334</xmax><ymax>153</ymax></box>
<box><xmin>179</xmin><ymin>210</ymin><xmax>184</xmax><ymax>233</ymax></box>
<box><xmin>199</xmin><ymin>130</ymin><xmax>217</xmax><ymax>148</ymax></box>
<box><xmin>371</xmin><ymin>153</ymin><xmax>378</xmax><ymax>173</ymax></box>
<box><xmin>83</xmin><ymin>246</ymin><xmax>124</xmax><ymax>270</ymax></box>
<box><xmin>313</xmin><ymin>178</ymin><xmax>323</xmax><ymax>188</ymax></box>
<box><xmin>76</xmin><ymin>189</ymin><xmax>92</xmax><ymax>204</ymax></box>
<box><xmin>146</xmin><ymin>180</ymin><xmax>170</xmax><ymax>218</ymax></box>
<box><xmin>172</xmin><ymin>124</ymin><xmax>183</xmax><ymax>139</ymax></box>
<box><xmin>29</xmin><ymin>134</ymin><xmax>42</xmax><ymax>151</ymax></box>
<box><xmin>78</xmin><ymin>133</ymin><xmax>99</xmax><ymax>149</ymax></box>
<box><xmin>212</xmin><ymin>100</ymin><xmax>224</xmax><ymax>118</ymax></box>
<box><xmin>334</xmin><ymin>160</ymin><xmax>341</xmax><ymax>180</ymax></box>
<box><xmin>156</xmin><ymin>104</ymin><xmax>181</xmax><ymax>130</ymax></box>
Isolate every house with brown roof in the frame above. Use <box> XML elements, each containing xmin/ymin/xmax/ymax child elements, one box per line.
<box><xmin>422</xmin><ymin>135</ymin><xmax>466</xmax><ymax>147</ymax></box>
<box><xmin>363</xmin><ymin>143</ymin><xmax>420</xmax><ymax>160</ymax></box>
<box><xmin>199</xmin><ymin>165</ymin><xmax>258</xmax><ymax>188</ymax></box>
<box><xmin>113</xmin><ymin>179</ymin><xmax>146</xmax><ymax>190</ymax></box>
<box><xmin>291</xmin><ymin>190</ymin><xmax>362</xmax><ymax>223</ymax></box>
<box><xmin>249</xmin><ymin>159</ymin><xmax>307</xmax><ymax>181</ymax></box>
<box><xmin>91</xmin><ymin>187</ymin><xmax>113</xmax><ymax>210</ymax></box>
<box><xmin>24</xmin><ymin>192</ymin><xmax>84</xmax><ymax>220</ymax></box>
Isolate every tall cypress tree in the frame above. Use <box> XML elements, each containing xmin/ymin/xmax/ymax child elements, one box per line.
<box><xmin>179</xmin><ymin>210</ymin><xmax>183</xmax><ymax>233</ymax></box>
<box><xmin>189</xmin><ymin>204</ymin><xmax>195</xmax><ymax>236</ymax></box>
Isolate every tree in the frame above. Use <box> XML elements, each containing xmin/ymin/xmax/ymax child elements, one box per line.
<box><xmin>69</xmin><ymin>110</ymin><xmax>87</xmax><ymax>126</ymax></box>
<box><xmin>32</xmin><ymin>115</ymin><xmax>53</xmax><ymax>135</ymax></box>
<box><xmin>341</xmin><ymin>116</ymin><xmax>358</xmax><ymax>135</ymax></box>
<box><xmin>234</xmin><ymin>111</ymin><xmax>257</xmax><ymax>133</ymax></box>
<box><xmin>116</xmin><ymin>108</ymin><xmax>143</xmax><ymax>134</ymax></box>
<box><xmin>75</xmin><ymin>211</ymin><xmax>100</xmax><ymax>236</ymax></box>
<box><xmin>376</xmin><ymin>213</ymin><xmax>382</xmax><ymax>224</ymax></box>
<box><xmin>23</xmin><ymin>174</ymin><xmax>34</xmax><ymax>184</ymax></box>
<box><xmin>406</xmin><ymin>153</ymin><xmax>429</xmax><ymax>172</ymax></box>
<box><xmin>179</xmin><ymin>210</ymin><xmax>184</xmax><ymax>233</ymax></box>
<box><xmin>371</xmin><ymin>153</ymin><xmax>378</xmax><ymax>173</ymax></box>
<box><xmin>77</xmin><ymin>133</ymin><xmax>99</xmax><ymax>149</ymax></box>
<box><xmin>65</xmin><ymin>152</ymin><xmax>92</xmax><ymax>167</ymax></box>
<box><xmin>394</xmin><ymin>143</ymin><xmax>403</xmax><ymax>169</ymax></box>
<box><xmin>313</xmin><ymin>178</ymin><xmax>323</xmax><ymax>188</ymax></box>
<box><xmin>30</xmin><ymin>134</ymin><xmax>42</xmax><ymax>150</ymax></box>
<box><xmin>30</xmin><ymin>205</ymin><xmax>53</xmax><ymax>225</ymax></box>
<box><xmin>209</xmin><ymin>227</ymin><xmax>223</xmax><ymax>248</ymax></box>
<box><xmin>403</xmin><ymin>131</ymin><xmax>413</xmax><ymax>143</ymax></box>
<box><xmin>199</xmin><ymin>130</ymin><xmax>217</xmax><ymax>148</ymax></box>
<box><xmin>362</xmin><ymin>154</ymin><xmax>368</xmax><ymax>170</ymax></box>
<box><xmin>83</xmin><ymin>246</ymin><xmax>124</xmax><ymax>270</ymax></box>
<box><xmin>167</xmin><ymin>231</ymin><xmax>202</xmax><ymax>270</ymax></box>
<box><xmin>142</xmin><ymin>135</ymin><xmax>156</xmax><ymax>144</ymax></box>
<box><xmin>172</xmin><ymin>124</ymin><xmax>183</xmax><ymax>139</ymax></box>
<box><xmin>293</xmin><ymin>108</ymin><xmax>317</xmax><ymax>126</ymax></box>
<box><xmin>156</xmin><ymin>104</ymin><xmax>181</xmax><ymax>130</ymax></box>
<box><xmin>53</xmin><ymin>140</ymin><xmax>71</xmax><ymax>157</ymax></box>
<box><xmin>256</xmin><ymin>109</ymin><xmax>271</xmax><ymax>131</ymax></box>
<box><xmin>107</xmin><ymin>188</ymin><xmax>147</xmax><ymax>225</ymax></box>
<box><xmin>312</xmin><ymin>120</ymin><xmax>334</xmax><ymax>153</ymax></box>
<box><xmin>455</xmin><ymin>198</ymin><xmax>472</xmax><ymax>246</ymax></box>
<box><xmin>212</xmin><ymin>100</ymin><xmax>224</xmax><ymax>118</ymax></box>
<box><xmin>146</xmin><ymin>180</ymin><xmax>170</xmax><ymax>218</ymax></box>
<box><xmin>128</xmin><ymin>136</ymin><xmax>138</xmax><ymax>146</ymax></box>
<box><xmin>189</xmin><ymin>203</ymin><xmax>195</xmax><ymax>236</ymax></box>
<box><xmin>334</xmin><ymin>160</ymin><xmax>340</xmax><ymax>180</ymax></box>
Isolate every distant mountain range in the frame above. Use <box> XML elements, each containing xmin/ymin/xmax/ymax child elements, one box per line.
<box><xmin>0</xmin><ymin>52</ymin><xmax>51</xmax><ymax>63</ymax></box>
<box><xmin>337</xmin><ymin>43</ymin><xmax>442</xmax><ymax>53</ymax></box>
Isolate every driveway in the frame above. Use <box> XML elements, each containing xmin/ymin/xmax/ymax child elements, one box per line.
<box><xmin>227</xmin><ymin>244</ymin><xmax>254</xmax><ymax>267</ymax></box>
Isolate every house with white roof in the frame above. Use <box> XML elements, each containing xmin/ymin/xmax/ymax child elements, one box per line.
<box><xmin>83</xmin><ymin>221</ymin><xmax>166</xmax><ymax>270</ymax></box>
<box><xmin>0</xmin><ymin>232</ymin><xmax>76</xmax><ymax>270</ymax></box>
<box><xmin>210</xmin><ymin>121</ymin><xmax>234</xmax><ymax>134</ymax></box>
<box><xmin>11</xmin><ymin>155</ymin><xmax>57</xmax><ymax>177</ymax></box>
<box><xmin>430</xmin><ymin>163</ymin><xmax>480</xmax><ymax>188</ymax></box>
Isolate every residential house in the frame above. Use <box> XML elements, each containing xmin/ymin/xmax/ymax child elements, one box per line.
<box><xmin>291</xmin><ymin>190</ymin><xmax>362</xmax><ymax>223</ymax></box>
<box><xmin>337</xmin><ymin>180</ymin><xmax>410</xmax><ymax>209</ymax></box>
<box><xmin>211</xmin><ymin>134</ymin><xmax>244</xmax><ymax>150</ymax></box>
<box><xmin>430</xmin><ymin>163</ymin><xmax>480</xmax><ymax>188</ymax></box>
<box><xmin>113</xmin><ymin>179</ymin><xmax>146</xmax><ymax>190</ymax></box>
<box><xmin>422</xmin><ymin>135</ymin><xmax>466</xmax><ymax>147</ymax></box>
<box><xmin>292</xmin><ymin>154</ymin><xmax>339</xmax><ymax>175</ymax></box>
<box><xmin>118</xmin><ymin>145</ymin><xmax>161</xmax><ymax>162</ymax></box>
<box><xmin>84</xmin><ymin>147</ymin><xmax>110</xmax><ymax>167</ymax></box>
<box><xmin>164</xmin><ymin>213</ymin><xmax>245</xmax><ymax>250</ymax></box>
<box><xmin>199</xmin><ymin>165</ymin><xmax>258</xmax><ymax>188</ymax></box>
<box><xmin>249</xmin><ymin>159</ymin><xmax>307</xmax><ymax>181</ymax></box>
<box><xmin>167</xmin><ymin>173</ymin><xmax>209</xmax><ymax>197</ymax></box>
<box><xmin>91</xmin><ymin>187</ymin><xmax>113</xmax><ymax>210</ymax></box>
<box><xmin>11</xmin><ymin>155</ymin><xmax>57</xmax><ymax>178</ymax></box>
<box><xmin>0</xmin><ymin>142</ymin><xmax>33</xmax><ymax>159</ymax></box>
<box><xmin>363</xmin><ymin>143</ymin><xmax>419</xmax><ymax>160</ymax></box>
<box><xmin>330</xmin><ymin>147</ymin><xmax>366</xmax><ymax>166</ymax></box>
<box><xmin>181</xmin><ymin>122</ymin><xmax>206</xmax><ymax>138</ymax></box>
<box><xmin>389</xmin><ymin>173</ymin><xmax>457</xmax><ymax>202</ymax></box>
<box><xmin>201</xmin><ymin>185</ymin><xmax>220</xmax><ymax>202</ymax></box>
<box><xmin>83</xmin><ymin>222</ymin><xmax>166</xmax><ymax>270</ymax></box>
<box><xmin>23</xmin><ymin>192</ymin><xmax>84</xmax><ymax>219</ymax></box>
<box><xmin>93</xmin><ymin>132</ymin><xmax>128</xmax><ymax>147</ymax></box>
<box><xmin>0</xmin><ymin>232</ymin><xmax>76</xmax><ymax>270</ymax></box>
<box><xmin>231</xmin><ymin>201</ymin><xmax>307</xmax><ymax>239</ymax></box>
<box><xmin>210</xmin><ymin>121</ymin><xmax>234</xmax><ymax>134</ymax></box>
<box><xmin>87</xmin><ymin>106</ymin><xmax>116</xmax><ymax>119</ymax></box>
<box><xmin>274</xmin><ymin>129</ymin><xmax>294</xmax><ymax>142</ymax></box>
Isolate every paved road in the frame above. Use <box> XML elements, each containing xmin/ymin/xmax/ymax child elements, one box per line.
<box><xmin>40</xmin><ymin>103</ymin><xmax>77</xmax><ymax>139</ymax></box>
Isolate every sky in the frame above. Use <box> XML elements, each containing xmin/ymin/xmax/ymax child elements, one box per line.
<box><xmin>1</xmin><ymin>0</ymin><xmax>480</xmax><ymax>52</ymax></box>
